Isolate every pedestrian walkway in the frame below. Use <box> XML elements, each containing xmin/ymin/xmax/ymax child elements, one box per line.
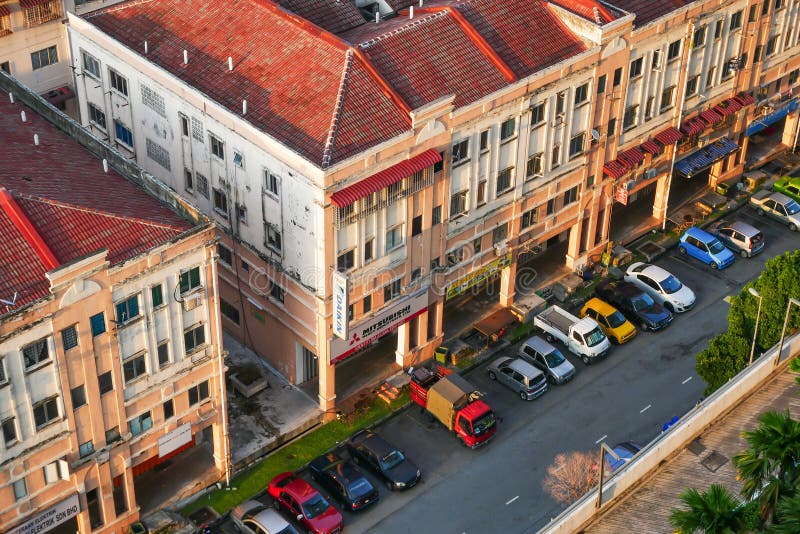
<box><xmin>584</xmin><ymin>368</ymin><xmax>799</xmax><ymax>533</ymax></box>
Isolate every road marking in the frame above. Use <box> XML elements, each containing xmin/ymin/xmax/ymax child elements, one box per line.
<box><xmin>640</xmin><ymin>404</ymin><xmax>651</xmax><ymax>413</ymax></box>
<box><xmin>595</xmin><ymin>434</ymin><xmax>607</xmax><ymax>444</ymax></box>
<box><xmin>506</xmin><ymin>495</ymin><xmax>519</xmax><ymax>505</ymax></box>
<box><xmin>682</xmin><ymin>376</ymin><xmax>693</xmax><ymax>384</ymax></box>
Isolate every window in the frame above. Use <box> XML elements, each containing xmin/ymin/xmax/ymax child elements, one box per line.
<box><xmin>3</xmin><ymin>418</ymin><xmax>18</xmax><ymax>447</ymax></box>
<box><xmin>526</xmin><ymin>153</ymin><xmax>543</xmax><ymax>179</ymax></box>
<box><xmin>210</xmin><ymin>134</ymin><xmax>225</xmax><ymax>160</ymax></box>
<box><xmin>87</xmin><ymin>488</ymin><xmax>103</xmax><ymax>529</ymax></box>
<box><xmin>521</xmin><ymin>208</ymin><xmax>538</xmax><ymax>229</ymax></box>
<box><xmin>686</xmin><ymin>75</ymin><xmax>699</xmax><ymax>97</ymax></box>
<box><xmin>479</xmin><ymin>129</ymin><xmax>489</xmax><ymax>151</ymax></box>
<box><xmin>446</xmin><ymin>248</ymin><xmax>464</xmax><ymax>267</ymax></box>
<box><xmin>432</xmin><ymin>205</ymin><xmax>442</xmax><ymax>225</ymax></box>
<box><xmin>31</xmin><ymin>46</ymin><xmax>58</xmax><ymax>70</ymax></box>
<box><xmin>87</xmin><ymin>102</ymin><xmax>106</xmax><ymax>130</ymax></box>
<box><xmin>607</xmin><ymin>117</ymin><xmax>616</xmax><ymax>137</ymax></box>
<box><xmin>623</xmin><ymin>105</ymin><xmax>639</xmax><ymax>130</ymax></box>
<box><xmin>645</xmin><ymin>96</ymin><xmax>655</xmax><ymax>120</ymax></box>
<box><xmin>217</xmin><ymin>244</ymin><xmax>232</xmax><ymax>266</ymax></box>
<box><xmin>762</xmin><ymin>0</ymin><xmax>770</xmax><ymax>15</ymax></box>
<box><xmin>748</xmin><ymin>4</ymin><xmax>758</xmax><ymax>22</ymax></box>
<box><xmin>492</xmin><ymin>224</ymin><xmax>508</xmax><ymax>245</ymax></box>
<box><xmin>547</xmin><ymin>198</ymin><xmax>556</xmax><ymax>215</ymax></box>
<box><xmin>706</xmin><ymin>66</ymin><xmax>716</xmax><ymax>88</ymax></box>
<box><xmin>337</xmin><ymin>249</ymin><xmax>355</xmax><ymax>271</ymax></box>
<box><xmin>213</xmin><ymin>188</ymin><xmax>228</xmax><ymax>217</ymax></box>
<box><xmin>433</xmin><ymin>153</ymin><xmax>444</xmax><ymax>173</ymax></box>
<box><xmin>184</xmin><ymin>324</ymin><xmax>205</xmax><ymax>353</ymax></box>
<box><xmin>43</xmin><ymin>459</ymin><xmax>68</xmax><ymax>484</ymax></box>
<box><xmin>412</xmin><ymin>215</ymin><xmax>422</xmax><ymax>236</ymax></box>
<box><xmin>264</xmin><ymin>172</ymin><xmax>280</xmax><ymax>196</ymax></box>
<box><xmin>629</xmin><ymin>58</ymin><xmax>643</xmax><ymax>79</ymax></box>
<box><xmin>266</xmin><ymin>225</ymin><xmax>282</xmax><ymax>252</ymax></box>
<box><xmin>183</xmin><ymin>169</ymin><xmax>194</xmax><ymax>192</ymax></box>
<box><xmin>693</xmin><ymin>25</ymin><xmax>706</xmax><ymax>47</ymax></box>
<box><xmin>61</xmin><ymin>325</ymin><xmax>78</xmax><ymax>351</ymax></box>
<box><xmin>500</xmin><ymin>118</ymin><xmax>516</xmax><ymax>140</ymax></box>
<box><xmin>569</xmin><ymin>133</ymin><xmax>585</xmax><ymax>158</ymax></box>
<box><xmin>574</xmin><ymin>83</ymin><xmax>588</xmax><ymax>105</ymax></box>
<box><xmin>114</xmin><ymin>121</ymin><xmax>133</xmax><ymax>148</ymax></box>
<box><xmin>496</xmin><ymin>167</ymin><xmax>513</xmax><ymax>194</ymax></box>
<box><xmin>13</xmin><ymin>479</ymin><xmax>26</xmax><ymax>501</ymax></box>
<box><xmin>216</xmin><ymin>299</ymin><xmax>238</xmax><ymax>326</ymax></box>
<box><xmin>364</xmin><ymin>239</ymin><xmax>374</xmax><ymax>262</ymax></box>
<box><xmin>714</xmin><ymin>20</ymin><xmax>723</xmax><ymax>39</ymax></box>
<box><xmin>98</xmin><ymin>372</ymin><xmax>113</xmax><ymax>394</ymax></box>
<box><xmin>188</xmin><ymin>381</ymin><xmax>210</xmax><ymax>405</ymax></box>
<box><xmin>71</xmin><ymin>385</ymin><xmax>86</xmax><ymax>409</ymax></box>
<box><xmin>476</xmin><ymin>180</ymin><xmax>487</xmax><ymax>205</ymax></box>
<box><xmin>556</xmin><ymin>92</ymin><xmax>566</xmax><ymax>115</ymax></box>
<box><xmin>551</xmin><ymin>145</ymin><xmax>561</xmax><ymax>169</ymax></box>
<box><xmin>362</xmin><ymin>295</ymin><xmax>371</xmax><ymax>314</ymax></box>
<box><xmin>163</xmin><ymin>399</ymin><xmax>174</xmax><ymax>420</ymax></box>
<box><xmin>766</xmin><ymin>35</ymin><xmax>779</xmax><ymax>56</ymax></box>
<box><xmin>597</xmin><ymin>74</ymin><xmax>606</xmax><ymax>94</ymax></box>
<box><xmin>79</xmin><ymin>441</ymin><xmax>94</xmax><ymax>458</ymax></box>
<box><xmin>660</xmin><ymin>85</ymin><xmax>675</xmax><ymax>111</ymax></box>
<box><xmin>652</xmin><ymin>49</ymin><xmax>662</xmax><ymax>70</ymax></box>
<box><xmin>146</xmin><ymin>138</ymin><xmax>171</xmax><ymax>170</ymax></box>
<box><xmin>105</xmin><ymin>427</ymin><xmax>120</xmax><ymax>444</ymax></box>
<box><xmin>473</xmin><ymin>237</ymin><xmax>482</xmax><ymax>255</ymax></box>
<box><xmin>450</xmin><ymin>191</ymin><xmax>468</xmax><ymax>217</ymax></box>
<box><xmin>563</xmin><ymin>186</ymin><xmax>578</xmax><ymax>205</ymax></box>
<box><xmin>430</xmin><ymin>257</ymin><xmax>440</xmax><ymax>271</ymax></box>
<box><xmin>667</xmin><ymin>40</ymin><xmax>681</xmax><ymax>61</ymax></box>
<box><xmin>385</xmin><ymin>226</ymin><xmax>403</xmax><ymax>252</ymax></box>
<box><xmin>730</xmin><ymin>10</ymin><xmax>742</xmax><ymax>30</ymax></box>
<box><xmin>123</xmin><ymin>353</ymin><xmax>146</xmax><ymax>383</ymax></box>
<box><xmin>0</xmin><ymin>358</ymin><xmax>5</xmax><ymax>385</ymax></box>
<box><xmin>754</xmin><ymin>46</ymin><xmax>763</xmax><ymax>64</ymax></box>
<box><xmin>233</xmin><ymin>151</ymin><xmax>244</xmax><ymax>168</ymax></box>
<box><xmin>180</xmin><ymin>114</ymin><xmax>189</xmax><ymax>137</ymax></box>
<box><xmin>237</xmin><ymin>205</ymin><xmax>247</xmax><ymax>225</ymax></box>
<box><xmin>452</xmin><ymin>139</ymin><xmax>469</xmax><ymax>164</ymax></box>
<box><xmin>33</xmin><ymin>397</ymin><xmax>59</xmax><ymax>429</ymax></box>
<box><xmin>82</xmin><ymin>51</ymin><xmax>100</xmax><ymax>78</ymax></box>
<box><xmin>775</xmin><ymin>0</ymin><xmax>785</xmax><ymax>9</ymax></box>
<box><xmin>613</xmin><ymin>67</ymin><xmax>622</xmax><ymax>87</ymax></box>
<box><xmin>108</xmin><ymin>68</ymin><xmax>128</xmax><ymax>96</ymax></box>
<box><xmin>270</xmin><ymin>282</ymin><xmax>284</xmax><ymax>303</ymax></box>
<box><xmin>383</xmin><ymin>279</ymin><xmax>401</xmax><ymax>301</ymax></box>
<box><xmin>196</xmin><ymin>173</ymin><xmax>209</xmax><ymax>198</ymax></box>
<box><xmin>23</xmin><ymin>339</ymin><xmax>49</xmax><ymax>369</ymax></box>
<box><xmin>157</xmin><ymin>341</ymin><xmax>170</xmax><ymax>367</ymax></box>
<box><xmin>0</xmin><ymin>62</ymin><xmax>9</xmax><ymax>74</ymax></box>
<box><xmin>129</xmin><ymin>411</ymin><xmax>153</xmax><ymax>437</ymax></box>
<box><xmin>140</xmin><ymin>83</ymin><xmax>166</xmax><ymax>117</ymax></box>
<box><xmin>790</xmin><ymin>69</ymin><xmax>799</xmax><ymax>86</ymax></box>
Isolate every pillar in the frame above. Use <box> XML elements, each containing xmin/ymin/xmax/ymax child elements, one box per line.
<box><xmin>395</xmin><ymin>321</ymin><xmax>412</xmax><ymax>367</ymax></box>
<box><xmin>782</xmin><ymin>112</ymin><xmax>799</xmax><ymax>149</ymax></box>
<box><xmin>499</xmin><ymin>262</ymin><xmax>517</xmax><ymax>307</ymax></box>
<box><xmin>708</xmin><ymin>159</ymin><xmax>725</xmax><ymax>188</ymax></box>
<box><xmin>317</xmin><ymin>315</ymin><xmax>336</xmax><ymax>418</ymax></box>
<box><xmin>652</xmin><ymin>173</ymin><xmax>671</xmax><ymax>222</ymax></box>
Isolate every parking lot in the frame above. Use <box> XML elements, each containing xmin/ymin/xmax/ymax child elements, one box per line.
<box><xmin>212</xmin><ymin>201</ymin><xmax>799</xmax><ymax>534</ymax></box>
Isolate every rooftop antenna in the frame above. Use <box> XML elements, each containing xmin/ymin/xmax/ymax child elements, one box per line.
<box><xmin>228</xmin><ymin>57</ymin><xmax>233</xmax><ymax>71</ymax></box>
<box><xmin>103</xmin><ymin>159</ymin><xmax>109</xmax><ymax>173</ymax></box>
<box><xmin>9</xmin><ymin>92</ymin><xmax>14</xmax><ymax>103</ymax></box>
<box><xmin>183</xmin><ymin>49</ymin><xmax>188</xmax><ymax>65</ymax></box>
<box><xmin>419</xmin><ymin>0</ymin><xmax>423</xmax><ymax>6</ymax></box>
<box><xmin>375</xmin><ymin>11</ymin><xmax>379</xmax><ymax>23</ymax></box>
<box><xmin>20</xmin><ymin>110</ymin><xmax>26</xmax><ymax>122</ymax></box>
<box><xmin>34</xmin><ymin>134</ymin><xmax>39</xmax><ymax>146</ymax></box>
<box><xmin>593</xmin><ymin>7</ymin><xmax>602</xmax><ymax>24</ymax></box>
<box><xmin>0</xmin><ymin>292</ymin><xmax>18</xmax><ymax>308</ymax></box>
<box><xmin>242</xmin><ymin>99</ymin><xmax>247</xmax><ymax>115</ymax></box>
<box><xmin>409</xmin><ymin>6</ymin><xmax>414</xmax><ymax>18</ymax></box>
<box><xmin>144</xmin><ymin>40</ymin><xmax>148</xmax><ymax>54</ymax></box>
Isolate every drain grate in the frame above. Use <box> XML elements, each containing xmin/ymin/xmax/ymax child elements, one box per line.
<box><xmin>687</xmin><ymin>438</ymin><xmax>706</xmax><ymax>456</ymax></box>
<box><xmin>701</xmin><ymin>450</ymin><xmax>728</xmax><ymax>472</ymax></box>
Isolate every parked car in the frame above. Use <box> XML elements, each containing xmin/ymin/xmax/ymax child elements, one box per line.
<box><xmin>773</xmin><ymin>175</ymin><xmax>800</xmax><ymax>203</ymax></box>
<box><xmin>308</xmin><ymin>452</ymin><xmax>380</xmax><ymax>512</ymax></box>
<box><xmin>708</xmin><ymin>220</ymin><xmax>765</xmax><ymax>258</ymax></box>
<box><xmin>579</xmin><ymin>297</ymin><xmax>637</xmax><ymax>344</ymax></box>
<box><xmin>678</xmin><ymin>226</ymin><xmax>735</xmax><ymax>269</ymax></box>
<box><xmin>533</xmin><ymin>305</ymin><xmax>611</xmax><ymax>365</ymax></box>
<box><xmin>595</xmin><ymin>280</ymin><xmax>673</xmax><ymax>332</ymax></box>
<box><xmin>750</xmin><ymin>190</ymin><xmax>800</xmax><ymax>231</ymax></box>
<box><xmin>517</xmin><ymin>336</ymin><xmax>576</xmax><ymax>384</ymax></box>
<box><xmin>346</xmin><ymin>430</ymin><xmax>421</xmax><ymax>491</ymax></box>
<box><xmin>625</xmin><ymin>262</ymin><xmax>696</xmax><ymax>313</ymax></box>
<box><xmin>604</xmin><ymin>441</ymin><xmax>644</xmax><ymax>473</ymax></box>
<box><xmin>231</xmin><ymin>500</ymin><xmax>298</xmax><ymax>534</ymax></box>
<box><xmin>267</xmin><ymin>472</ymin><xmax>342</xmax><ymax>534</ymax></box>
<box><xmin>487</xmin><ymin>356</ymin><xmax>548</xmax><ymax>400</ymax></box>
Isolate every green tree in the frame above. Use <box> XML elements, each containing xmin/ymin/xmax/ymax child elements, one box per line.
<box><xmin>732</xmin><ymin>410</ymin><xmax>800</xmax><ymax>523</ymax></box>
<box><xmin>770</xmin><ymin>493</ymin><xmax>800</xmax><ymax>533</ymax></box>
<box><xmin>696</xmin><ymin>250</ymin><xmax>800</xmax><ymax>395</ymax></box>
<box><xmin>669</xmin><ymin>484</ymin><xmax>744</xmax><ymax>533</ymax></box>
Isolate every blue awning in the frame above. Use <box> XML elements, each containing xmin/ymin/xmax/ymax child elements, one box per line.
<box><xmin>746</xmin><ymin>99</ymin><xmax>800</xmax><ymax>136</ymax></box>
<box><xmin>675</xmin><ymin>137</ymin><xmax>740</xmax><ymax>178</ymax></box>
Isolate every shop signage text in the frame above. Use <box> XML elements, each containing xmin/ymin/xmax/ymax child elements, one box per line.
<box><xmin>445</xmin><ymin>253</ymin><xmax>511</xmax><ymax>300</ymax></box>
<box><xmin>8</xmin><ymin>494</ymin><xmax>80</xmax><ymax>534</ymax></box>
<box><xmin>332</xmin><ymin>271</ymin><xmax>349</xmax><ymax>340</ymax></box>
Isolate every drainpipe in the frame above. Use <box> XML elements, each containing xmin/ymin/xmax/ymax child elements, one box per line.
<box><xmin>661</xmin><ymin>21</ymin><xmax>694</xmax><ymax>231</ymax></box>
<box><xmin>210</xmin><ymin>249</ymin><xmax>231</xmax><ymax>486</ymax></box>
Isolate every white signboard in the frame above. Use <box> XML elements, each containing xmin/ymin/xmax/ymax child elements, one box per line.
<box><xmin>330</xmin><ymin>288</ymin><xmax>428</xmax><ymax>364</ymax></box>
<box><xmin>332</xmin><ymin>270</ymin><xmax>349</xmax><ymax>340</ymax></box>
<box><xmin>8</xmin><ymin>493</ymin><xmax>80</xmax><ymax>534</ymax></box>
<box><xmin>158</xmin><ymin>423</ymin><xmax>193</xmax><ymax>458</ymax></box>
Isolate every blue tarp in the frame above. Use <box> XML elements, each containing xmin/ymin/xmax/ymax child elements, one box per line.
<box><xmin>674</xmin><ymin>137</ymin><xmax>740</xmax><ymax>178</ymax></box>
<box><xmin>746</xmin><ymin>99</ymin><xmax>800</xmax><ymax>136</ymax></box>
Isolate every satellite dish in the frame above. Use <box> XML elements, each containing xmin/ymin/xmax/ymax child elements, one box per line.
<box><xmin>591</xmin><ymin>129</ymin><xmax>601</xmax><ymax>141</ymax></box>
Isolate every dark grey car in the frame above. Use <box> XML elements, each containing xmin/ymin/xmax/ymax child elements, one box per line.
<box><xmin>346</xmin><ymin>430</ymin><xmax>421</xmax><ymax>491</ymax></box>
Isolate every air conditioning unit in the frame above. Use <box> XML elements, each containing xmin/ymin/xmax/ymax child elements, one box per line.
<box><xmin>646</xmin><ymin>168</ymin><xmax>657</xmax><ymax>179</ymax></box>
<box><xmin>494</xmin><ymin>242</ymin><xmax>509</xmax><ymax>257</ymax></box>
<box><xmin>182</xmin><ymin>293</ymin><xmax>202</xmax><ymax>311</ymax></box>
<box><xmin>624</xmin><ymin>180</ymin><xmax>636</xmax><ymax>191</ymax></box>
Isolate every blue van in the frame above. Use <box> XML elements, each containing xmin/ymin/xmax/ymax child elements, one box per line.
<box><xmin>678</xmin><ymin>227</ymin><xmax>735</xmax><ymax>269</ymax></box>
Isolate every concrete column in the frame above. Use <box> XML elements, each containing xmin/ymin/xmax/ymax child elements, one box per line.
<box><xmin>416</xmin><ymin>311</ymin><xmax>429</xmax><ymax>347</ymax></box>
<box><xmin>652</xmin><ymin>173</ymin><xmax>670</xmax><ymax>221</ymax></box>
<box><xmin>395</xmin><ymin>321</ymin><xmax>412</xmax><ymax>366</ymax></box>
<box><xmin>499</xmin><ymin>261</ymin><xmax>517</xmax><ymax>307</ymax></box>
<box><xmin>782</xmin><ymin>113</ymin><xmax>799</xmax><ymax>148</ymax></box>
<box><xmin>317</xmin><ymin>317</ymin><xmax>336</xmax><ymax>418</ymax></box>
<box><xmin>708</xmin><ymin>159</ymin><xmax>724</xmax><ymax>188</ymax></box>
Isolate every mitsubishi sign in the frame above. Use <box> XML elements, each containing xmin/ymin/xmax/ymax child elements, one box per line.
<box><xmin>332</xmin><ymin>270</ymin><xmax>349</xmax><ymax>340</ymax></box>
<box><xmin>330</xmin><ymin>287</ymin><xmax>428</xmax><ymax>364</ymax></box>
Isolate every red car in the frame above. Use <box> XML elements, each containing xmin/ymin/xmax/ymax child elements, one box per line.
<box><xmin>268</xmin><ymin>472</ymin><xmax>343</xmax><ymax>534</ymax></box>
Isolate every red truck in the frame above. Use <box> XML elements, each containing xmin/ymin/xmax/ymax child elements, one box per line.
<box><xmin>410</xmin><ymin>366</ymin><xmax>497</xmax><ymax>448</ymax></box>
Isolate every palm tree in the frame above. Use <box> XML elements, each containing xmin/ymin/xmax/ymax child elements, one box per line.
<box><xmin>732</xmin><ymin>410</ymin><xmax>800</xmax><ymax>522</ymax></box>
<box><xmin>669</xmin><ymin>484</ymin><xmax>744</xmax><ymax>533</ymax></box>
<box><xmin>769</xmin><ymin>493</ymin><xmax>800</xmax><ymax>533</ymax></box>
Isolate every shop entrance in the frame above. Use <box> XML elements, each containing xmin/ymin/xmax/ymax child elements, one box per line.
<box><xmin>333</xmin><ymin>331</ymin><xmax>399</xmax><ymax>402</ymax></box>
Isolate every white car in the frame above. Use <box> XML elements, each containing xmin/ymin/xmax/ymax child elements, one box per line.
<box><xmin>231</xmin><ymin>500</ymin><xmax>298</xmax><ymax>534</ymax></box>
<box><xmin>624</xmin><ymin>262</ymin><xmax>696</xmax><ymax>313</ymax></box>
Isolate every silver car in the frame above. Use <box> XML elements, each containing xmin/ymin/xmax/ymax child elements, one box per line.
<box><xmin>709</xmin><ymin>220</ymin><xmax>765</xmax><ymax>258</ymax></box>
<box><xmin>231</xmin><ymin>500</ymin><xmax>298</xmax><ymax>534</ymax></box>
<box><xmin>517</xmin><ymin>336</ymin><xmax>576</xmax><ymax>384</ymax></box>
<box><xmin>487</xmin><ymin>356</ymin><xmax>548</xmax><ymax>400</ymax></box>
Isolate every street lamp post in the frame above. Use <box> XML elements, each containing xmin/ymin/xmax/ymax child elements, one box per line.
<box><xmin>774</xmin><ymin>297</ymin><xmax>800</xmax><ymax>367</ymax></box>
<box><xmin>748</xmin><ymin>287</ymin><xmax>763</xmax><ymax>365</ymax></box>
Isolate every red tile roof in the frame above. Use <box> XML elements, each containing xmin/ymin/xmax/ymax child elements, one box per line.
<box><xmin>605</xmin><ymin>0</ymin><xmax>694</xmax><ymax>26</ymax></box>
<box><xmin>277</xmin><ymin>0</ymin><xmax>365</xmax><ymax>34</ymax></box>
<box><xmin>385</xmin><ymin>0</ymin><xmax>417</xmax><ymax>11</ymax></box>
<box><xmin>548</xmin><ymin>0</ymin><xmax>617</xmax><ymax>25</ymax></box>
<box><xmin>0</xmin><ymin>97</ymin><xmax>193</xmax><ymax>312</ymax></box>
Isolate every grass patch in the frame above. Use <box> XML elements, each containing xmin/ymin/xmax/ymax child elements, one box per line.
<box><xmin>508</xmin><ymin>321</ymin><xmax>535</xmax><ymax>344</ymax></box>
<box><xmin>182</xmin><ymin>389</ymin><xmax>410</xmax><ymax>517</ymax></box>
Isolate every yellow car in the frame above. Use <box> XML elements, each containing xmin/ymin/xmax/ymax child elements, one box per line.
<box><xmin>580</xmin><ymin>297</ymin><xmax>637</xmax><ymax>344</ymax></box>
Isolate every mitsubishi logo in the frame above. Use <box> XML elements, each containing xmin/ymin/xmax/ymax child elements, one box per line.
<box><xmin>350</xmin><ymin>332</ymin><xmax>361</xmax><ymax>345</ymax></box>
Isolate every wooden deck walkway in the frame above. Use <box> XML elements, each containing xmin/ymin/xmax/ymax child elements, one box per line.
<box><xmin>585</xmin><ymin>369</ymin><xmax>800</xmax><ymax>533</ymax></box>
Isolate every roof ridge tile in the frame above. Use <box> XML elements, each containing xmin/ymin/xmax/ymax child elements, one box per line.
<box><xmin>322</xmin><ymin>49</ymin><xmax>354</xmax><ymax>169</ymax></box>
<box><xmin>358</xmin><ymin>11</ymin><xmax>447</xmax><ymax>49</ymax></box>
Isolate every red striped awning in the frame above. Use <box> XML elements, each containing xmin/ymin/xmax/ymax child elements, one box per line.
<box><xmin>699</xmin><ymin>108</ymin><xmax>723</xmax><ymax>125</ymax></box>
<box><xmin>680</xmin><ymin>118</ymin><xmax>705</xmax><ymax>136</ymax></box>
<box><xmin>617</xmin><ymin>147</ymin><xmax>644</xmax><ymax>167</ymax></box>
<box><xmin>640</xmin><ymin>140</ymin><xmax>662</xmax><ymax>155</ymax></box>
<box><xmin>735</xmin><ymin>93</ymin><xmax>755</xmax><ymax>105</ymax></box>
<box><xmin>715</xmin><ymin>99</ymin><xmax>741</xmax><ymax>117</ymax></box>
<box><xmin>654</xmin><ymin>127</ymin><xmax>683</xmax><ymax>145</ymax></box>
<box><xmin>0</xmin><ymin>5</ymin><xmax>11</xmax><ymax>17</ymax></box>
<box><xmin>603</xmin><ymin>160</ymin><xmax>629</xmax><ymax>179</ymax></box>
<box><xmin>330</xmin><ymin>149</ymin><xmax>442</xmax><ymax>208</ymax></box>
<box><xmin>19</xmin><ymin>0</ymin><xmax>52</xmax><ymax>8</ymax></box>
